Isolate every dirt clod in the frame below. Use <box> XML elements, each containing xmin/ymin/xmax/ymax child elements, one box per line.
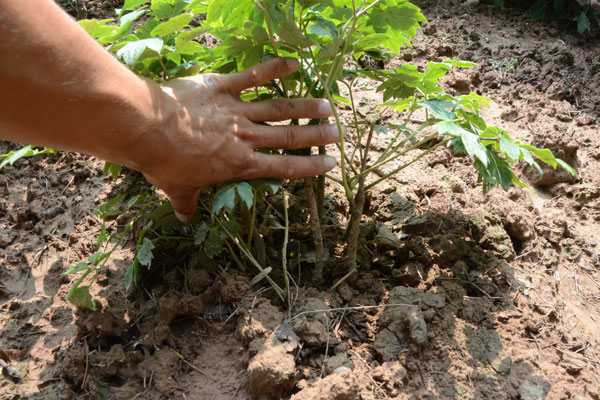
<box><xmin>247</xmin><ymin>333</ymin><xmax>296</xmax><ymax>400</ymax></box>
<box><xmin>290</xmin><ymin>369</ymin><xmax>359</xmax><ymax>400</ymax></box>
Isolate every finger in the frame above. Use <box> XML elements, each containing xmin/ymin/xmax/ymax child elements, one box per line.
<box><xmin>164</xmin><ymin>186</ymin><xmax>202</xmax><ymax>223</ymax></box>
<box><xmin>243</xmin><ymin>153</ymin><xmax>337</xmax><ymax>181</ymax></box>
<box><xmin>242</xmin><ymin>98</ymin><xmax>333</xmax><ymax>122</ymax></box>
<box><xmin>221</xmin><ymin>58</ymin><xmax>299</xmax><ymax>94</ymax></box>
<box><xmin>250</xmin><ymin>123</ymin><xmax>341</xmax><ymax>150</ymax></box>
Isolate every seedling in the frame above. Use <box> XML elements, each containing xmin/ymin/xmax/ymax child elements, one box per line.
<box><xmin>63</xmin><ymin>0</ymin><xmax>576</xmax><ymax>310</ymax></box>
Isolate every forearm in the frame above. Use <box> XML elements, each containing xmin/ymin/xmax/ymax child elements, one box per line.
<box><xmin>0</xmin><ymin>0</ymin><xmax>162</xmax><ymax>171</ymax></box>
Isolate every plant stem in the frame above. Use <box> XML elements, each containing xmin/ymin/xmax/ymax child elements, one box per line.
<box><xmin>365</xmin><ymin>138</ymin><xmax>450</xmax><ymax>190</ymax></box>
<box><xmin>317</xmin><ymin>145</ymin><xmax>326</xmax><ymax>221</ymax></box>
<box><xmin>345</xmin><ymin>124</ymin><xmax>374</xmax><ymax>273</ymax></box>
<box><xmin>201</xmin><ymin>201</ymin><xmax>285</xmax><ymax>301</ymax></box>
<box><xmin>304</xmin><ymin>177</ymin><xmax>324</xmax><ymax>284</ymax></box>
<box><xmin>351</xmin><ymin>132</ymin><xmax>438</xmax><ymax>185</ymax></box>
<box><xmin>282</xmin><ymin>189</ymin><xmax>291</xmax><ymax>309</ymax></box>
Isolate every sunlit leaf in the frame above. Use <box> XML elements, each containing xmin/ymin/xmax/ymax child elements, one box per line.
<box><xmin>151</xmin><ymin>13</ymin><xmax>193</xmax><ymax>37</ymax></box>
<box><xmin>212</xmin><ymin>185</ymin><xmax>236</xmax><ymax>214</ymax></box>
<box><xmin>63</xmin><ymin>262</ymin><xmax>91</xmax><ymax>275</ymax></box>
<box><xmin>137</xmin><ymin>238</ymin><xmax>155</xmax><ymax>266</ymax></box>
<box><xmin>67</xmin><ymin>285</ymin><xmax>97</xmax><ymax>310</ymax></box>
<box><xmin>236</xmin><ymin>182</ymin><xmax>254</xmax><ymax>209</ymax></box>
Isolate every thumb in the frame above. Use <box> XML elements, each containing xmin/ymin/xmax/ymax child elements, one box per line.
<box><xmin>165</xmin><ymin>187</ymin><xmax>202</xmax><ymax>223</ymax></box>
<box><xmin>142</xmin><ymin>173</ymin><xmax>202</xmax><ymax>223</ymax></box>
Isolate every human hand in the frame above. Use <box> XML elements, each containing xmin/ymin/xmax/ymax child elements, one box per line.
<box><xmin>139</xmin><ymin>58</ymin><xmax>340</xmax><ymax>222</ymax></box>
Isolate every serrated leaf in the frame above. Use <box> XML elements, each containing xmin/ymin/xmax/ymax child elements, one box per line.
<box><xmin>151</xmin><ymin>0</ymin><xmax>172</xmax><ymax>19</ymax></box>
<box><xmin>116</xmin><ymin>38</ymin><xmax>164</xmax><ymax>66</ymax></box>
<box><xmin>127</xmin><ymin>194</ymin><xmax>143</xmax><ymax>208</ymax></box>
<box><xmin>78</xmin><ymin>19</ymin><xmax>117</xmax><ymax>39</ymax></box>
<box><xmin>212</xmin><ymin>185</ymin><xmax>236</xmax><ymax>214</ymax></box>
<box><xmin>97</xmin><ymin>225</ymin><xmax>108</xmax><ymax>246</ymax></box>
<box><xmin>63</xmin><ymin>262</ymin><xmax>91</xmax><ymax>275</ymax></box>
<box><xmin>195</xmin><ymin>223</ymin><xmax>209</xmax><ymax>244</ymax></box>
<box><xmin>518</xmin><ymin>144</ymin><xmax>557</xmax><ymax>168</ymax></box>
<box><xmin>444</xmin><ymin>59</ymin><xmax>475</xmax><ymax>68</ymax></box>
<box><xmin>236</xmin><ymin>182</ymin><xmax>254</xmax><ymax>209</ymax></box>
<box><xmin>556</xmin><ymin>158</ymin><xmax>578</xmax><ymax>177</ymax></box>
<box><xmin>0</xmin><ymin>146</ymin><xmax>57</xmax><ymax>170</ymax></box>
<box><xmin>576</xmin><ymin>10</ymin><xmax>591</xmax><ymax>33</ymax></box>
<box><xmin>137</xmin><ymin>238</ymin><xmax>155</xmax><ymax>266</ymax></box>
<box><xmin>151</xmin><ymin>13</ymin><xmax>193</xmax><ymax>37</ymax></box>
<box><xmin>435</xmin><ymin>121</ymin><xmax>488</xmax><ymax>165</ymax></box>
<box><xmin>67</xmin><ymin>286</ymin><xmax>97</xmax><ymax>310</ymax></box>
<box><xmin>520</xmin><ymin>148</ymin><xmax>543</xmax><ymax>177</ymax></box>
<box><xmin>119</xmin><ymin>7</ymin><xmax>147</xmax><ymax>27</ymax></box>
<box><xmin>365</xmin><ymin>3</ymin><xmax>427</xmax><ymax>53</ymax></box>
<box><xmin>421</xmin><ymin>99</ymin><xmax>456</xmax><ymax>120</ymax></box>
<box><xmin>499</xmin><ymin>136</ymin><xmax>521</xmax><ymax>162</ymax></box>
<box><xmin>88</xmin><ymin>252</ymin><xmax>108</xmax><ymax>265</ymax></box>
<box><xmin>103</xmin><ymin>162</ymin><xmax>122</xmax><ymax>179</ymax></box>
<box><xmin>486</xmin><ymin>150</ymin><xmax>514</xmax><ymax>190</ymax></box>
<box><xmin>125</xmin><ymin>259</ymin><xmax>142</xmax><ymax>291</ymax></box>
<box><xmin>204</xmin><ymin>226</ymin><xmax>225</xmax><ymax>258</ymax></box>
<box><xmin>278</xmin><ymin>20</ymin><xmax>315</xmax><ymax>48</ymax></box>
<box><xmin>263</xmin><ymin>179</ymin><xmax>282</xmax><ymax>194</ymax></box>
<box><xmin>123</xmin><ymin>0</ymin><xmax>148</xmax><ymax>11</ymax></box>
<box><xmin>148</xmin><ymin>201</ymin><xmax>184</xmax><ymax>234</ymax></box>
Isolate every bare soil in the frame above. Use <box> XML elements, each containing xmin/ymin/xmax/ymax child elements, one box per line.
<box><xmin>1</xmin><ymin>1</ymin><xmax>599</xmax><ymax>399</ymax></box>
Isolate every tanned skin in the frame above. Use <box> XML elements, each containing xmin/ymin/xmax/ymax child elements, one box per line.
<box><xmin>0</xmin><ymin>0</ymin><xmax>340</xmax><ymax>221</ymax></box>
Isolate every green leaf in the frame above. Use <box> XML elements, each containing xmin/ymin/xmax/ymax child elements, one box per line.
<box><xmin>525</xmin><ymin>0</ymin><xmax>549</xmax><ymax>20</ymax></box>
<box><xmin>435</xmin><ymin>121</ymin><xmax>488</xmax><ymax>166</ymax></box>
<box><xmin>212</xmin><ymin>185</ymin><xmax>236</xmax><ymax>214</ymax></box>
<box><xmin>444</xmin><ymin>59</ymin><xmax>475</xmax><ymax>68</ymax></box>
<box><xmin>78</xmin><ymin>19</ymin><xmax>117</xmax><ymax>39</ymax></box>
<box><xmin>119</xmin><ymin>7</ymin><xmax>147</xmax><ymax>27</ymax></box>
<box><xmin>151</xmin><ymin>13</ymin><xmax>193</xmax><ymax>37</ymax></box>
<box><xmin>137</xmin><ymin>238</ymin><xmax>155</xmax><ymax>266</ymax></box>
<box><xmin>204</xmin><ymin>226</ymin><xmax>225</xmax><ymax>258</ymax></box>
<box><xmin>556</xmin><ymin>158</ymin><xmax>578</xmax><ymax>177</ymax></box>
<box><xmin>103</xmin><ymin>162</ymin><xmax>122</xmax><ymax>180</ymax></box>
<box><xmin>520</xmin><ymin>148</ymin><xmax>543</xmax><ymax>177</ymax></box>
<box><xmin>97</xmin><ymin>225</ymin><xmax>108</xmax><ymax>246</ymax></box>
<box><xmin>485</xmin><ymin>150</ymin><xmax>514</xmax><ymax>190</ymax></box>
<box><xmin>127</xmin><ymin>194</ymin><xmax>144</xmax><ymax>208</ymax></box>
<box><xmin>576</xmin><ymin>10</ymin><xmax>591</xmax><ymax>33</ymax></box>
<box><xmin>421</xmin><ymin>100</ymin><xmax>456</xmax><ymax>121</ymax></box>
<box><xmin>148</xmin><ymin>201</ymin><xmax>184</xmax><ymax>234</ymax></box>
<box><xmin>95</xmin><ymin>193</ymin><xmax>126</xmax><ymax>218</ymax></box>
<box><xmin>88</xmin><ymin>252</ymin><xmax>106</xmax><ymax>265</ymax></box>
<box><xmin>236</xmin><ymin>182</ymin><xmax>254</xmax><ymax>209</ymax></box>
<box><xmin>365</xmin><ymin>3</ymin><xmax>427</xmax><ymax>53</ymax></box>
<box><xmin>151</xmin><ymin>0</ymin><xmax>172</xmax><ymax>19</ymax></box>
<box><xmin>63</xmin><ymin>262</ymin><xmax>91</xmax><ymax>275</ymax></box>
<box><xmin>116</xmin><ymin>38</ymin><xmax>164</xmax><ymax>66</ymax></box>
<box><xmin>277</xmin><ymin>20</ymin><xmax>315</xmax><ymax>48</ymax></box>
<box><xmin>0</xmin><ymin>146</ymin><xmax>57</xmax><ymax>170</ymax></box>
<box><xmin>123</xmin><ymin>0</ymin><xmax>148</xmax><ymax>11</ymax></box>
<box><xmin>125</xmin><ymin>259</ymin><xmax>142</xmax><ymax>291</ymax></box>
<box><xmin>499</xmin><ymin>135</ymin><xmax>521</xmax><ymax>162</ymax></box>
<box><xmin>263</xmin><ymin>179</ymin><xmax>282</xmax><ymax>194</ymax></box>
<box><xmin>195</xmin><ymin>223</ymin><xmax>210</xmax><ymax>244</ymax></box>
<box><xmin>67</xmin><ymin>285</ymin><xmax>97</xmax><ymax>311</ymax></box>
<box><xmin>518</xmin><ymin>144</ymin><xmax>557</xmax><ymax>168</ymax></box>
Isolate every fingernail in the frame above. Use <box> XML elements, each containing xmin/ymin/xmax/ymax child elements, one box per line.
<box><xmin>286</xmin><ymin>58</ymin><xmax>299</xmax><ymax>69</ymax></box>
<box><xmin>174</xmin><ymin>211</ymin><xmax>192</xmax><ymax>224</ymax></box>
<box><xmin>318</xmin><ymin>101</ymin><xmax>332</xmax><ymax>116</ymax></box>
<box><xmin>323</xmin><ymin>156</ymin><xmax>336</xmax><ymax>169</ymax></box>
